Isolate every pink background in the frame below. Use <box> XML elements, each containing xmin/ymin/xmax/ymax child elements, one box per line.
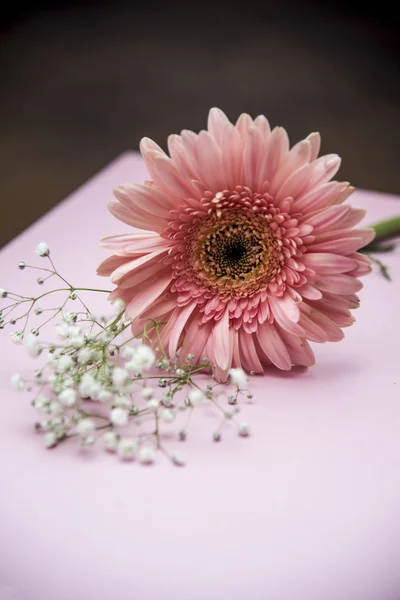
<box><xmin>1</xmin><ymin>153</ymin><xmax>400</xmax><ymax>600</ymax></box>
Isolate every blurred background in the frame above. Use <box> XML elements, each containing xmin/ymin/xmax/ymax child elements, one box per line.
<box><xmin>1</xmin><ymin>0</ymin><xmax>399</xmax><ymax>247</ymax></box>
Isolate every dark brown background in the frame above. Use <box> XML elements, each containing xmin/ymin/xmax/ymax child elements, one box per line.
<box><xmin>1</xmin><ymin>0</ymin><xmax>399</xmax><ymax>248</ymax></box>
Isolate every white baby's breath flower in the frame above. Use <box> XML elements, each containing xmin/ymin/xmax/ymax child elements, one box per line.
<box><xmin>131</xmin><ymin>345</ymin><xmax>155</xmax><ymax>372</ymax></box>
<box><xmin>98</xmin><ymin>389</ymin><xmax>113</xmax><ymax>403</ymax></box>
<box><xmin>160</xmin><ymin>409</ymin><xmax>175</xmax><ymax>424</ymax></box>
<box><xmin>77</xmin><ymin>347</ymin><xmax>93</xmax><ymax>365</ymax></box>
<box><xmin>188</xmin><ymin>388</ymin><xmax>206</xmax><ymax>406</ymax></box>
<box><xmin>35</xmin><ymin>242</ymin><xmax>49</xmax><ymax>257</ymax></box>
<box><xmin>112</xmin><ymin>367</ymin><xmax>128</xmax><ymax>389</ymax></box>
<box><xmin>33</xmin><ymin>394</ymin><xmax>50</xmax><ymax>412</ymax></box>
<box><xmin>117</xmin><ymin>438</ymin><xmax>137</xmax><ymax>461</ymax></box>
<box><xmin>79</xmin><ymin>373</ymin><xmax>101</xmax><ymax>399</ymax></box>
<box><xmin>111</xmin><ymin>298</ymin><xmax>126</xmax><ymax>314</ymax></box>
<box><xmin>70</xmin><ymin>334</ymin><xmax>85</xmax><ymax>349</ymax></box>
<box><xmin>229</xmin><ymin>368</ymin><xmax>248</xmax><ymax>388</ymax></box>
<box><xmin>44</xmin><ymin>431</ymin><xmax>57</xmax><ymax>448</ymax></box>
<box><xmin>171</xmin><ymin>450</ymin><xmax>186</xmax><ymax>466</ymax></box>
<box><xmin>76</xmin><ymin>418</ymin><xmax>95</xmax><ymax>437</ymax></box>
<box><xmin>55</xmin><ymin>322</ymin><xmax>70</xmax><ymax>340</ymax></box>
<box><xmin>10</xmin><ymin>372</ymin><xmax>25</xmax><ymax>391</ymax></box>
<box><xmin>25</xmin><ymin>334</ymin><xmax>42</xmax><ymax>358</ymax></box>
<box><xmin>58</xmin><ymin>388</ymin><xmax>77</xmax><ymax>407</ymax></box>
<box><xmin>57</xmin><ymin>355</ymin><xmax>73</xmax><ymax>373</ymax></box>
<box><xmin>0</xmin><ymin>288</ymin><xmax>8</xmax><ymax>298</ymax></box>
<box><xmin>141</xmin><ymin>386</ymin><xmax>153</xmax><ymax>400</ymax></box>
<box><xmin>99</xmin><ymin>330</ymin><xmax>112</xmax><ymax>344</ymax></box>
<box><xmin>110</xmin><ymin>407</ymin><xmax>129</xmax><ymax>426</ymax></box>
<box><xmin>103</xmin><ymin>431</ymin><xmax>118</xmax><ymax>452</ymax></box>
<box><xmin>175</xmin><ymin>368</ymin><xmax>185</xmax><ymax>377</ymax></box>
<box><xmin>138</xmin><ymin>447</ymin><xmax>155</xmax><ymax>465</ymax></box>
<box><xmin>115</xmin><ymin>394</ymin><xmax>132</xmax><ymax>409</ymax></box>
<box><xmin>121</xmin><ymin>345</ymin><xmax>135</xmax><ymax>360</ymax></box>
<box><xmin>10</xmin><ymin>331</ymin><xmax>23</xmax><ymax>345</ymax></box>
<box><xmin>62</xmin><ymin>311</ymin><xmax>76</xmax><ymax>324</ymax></box>
<box><xmin>49</xmin><ymin>401</ymin><xmax>64</xmax><ymax>416</ymax></box>
<box><xmin>147</xmin><ymin>399</ymin><xmax>159</xmax><ymax>411</ymax></box>
<box><xmin>238</xmin><ymin>422</ymin><xmax>250</xmax><ymax>437</ymax></box>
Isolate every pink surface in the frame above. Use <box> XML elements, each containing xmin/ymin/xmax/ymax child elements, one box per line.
<box><xmin>1</xmin><ymin>152</ymin><xmax>400</xmax><ymax>600</ymax></box>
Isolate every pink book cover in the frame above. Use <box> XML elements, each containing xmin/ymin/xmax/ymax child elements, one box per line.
<box><xmin>0</xmin><ymin>152</ymin><xmax>400</xmax><ymax>600</ymax></box>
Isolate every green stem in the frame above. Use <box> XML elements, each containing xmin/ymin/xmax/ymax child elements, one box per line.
<box><xmin>364</xmin><ymin>215</ymin><xmax>400</xmax><ymax>252</ymax></box>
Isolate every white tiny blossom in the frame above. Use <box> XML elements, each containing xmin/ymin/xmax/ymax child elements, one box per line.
<box><xmin>62</xmin><ymin>311</ymin><xmax>76</xmax><ymax>324</ymax></box>
<box><xmin>58</xmin><ymin>388</ymin><xmax>77</xmax><ymax>407</ymax></box>
<box><xmin>160</xmin><ymin>409</ymin><xmax>175</xmax><ymax>424</ymax></box>
<box><xmin>125</xmin><ymin>359</ymin><xmax>141</xmax><ymax>375</ymax></box>
<box><xmin>79</xmin><ymin>373</ymin><xmax>102</xmax><ymax>399</ymax></box>
<box><xmin>117</xmin><ymin>438</ymin><xmax>137</xmax><ymax>461</ymax></box>
<box><xmin>139</xmin><ymin>447</ymin><xmax>155</xmax><ymax>465</ymax></box>
<box><xmin>229</xmin><ymin>368</ymin><xmax>248</xmax><ymax>388</ymax></box>
<box><xmin>33</xmin><ymin>394</ymin><xmax>50</xmax><ymax>412</ymax></box>
<box><xmin>147</xmin><ymin>399</ymin><xmax>159</xmax><ymax>411</ymax></box>
<box><xmin>171</xmin><ymin>450</ymin><xmax>186</xmax><ymax>466</ymax></box>
<box><xmin>141</xmin><ymin>386</ymin><xmax>153</xmax><ymax>400</ymax></box>
<box><xmin>49</xmin><ymin>401</ymin><xmax>64</xmax><ymax>416</ymax></box>
<box><xmin>121</xmin><ymin>345</ymin><xmax>135</xmax><ymax>360</ymax></box>
<box><xmin>99</xmin><ymin>330</ymin><xmax>112</xmax><ymax>343</ymax></box>
<box><xmin>115</xmin><ymin>394</ymin><xmax>132</xmax><ymax>409</ymax></box>
<box><xmin>10</xmin><ymin>331</ymin><xmax>23</xmax><ymax>345</ymax></box>
<box><xmin>188</xmin><ymin>388</ymin><xmax>206</xmax><ymax>406</ymax></box>
<box><xmin>98</xmin><ymin>389</ymin><xmax>114</xmax><ymax>403</ymax></box>
<box><xmin>10</xmin><ymin>372</ymin><xmax>25</xmax><ymax>391</ymax></box>
<box><xmin>25</xmin><ymin>334</ymin><xmax>42</xmax><ymax>358</ymax></box>
<box><xmin>238</xmin><ymin>422</ymin><xmax>250</xmax><ymax>437</ymax></box>
<box><xmin>76</xmin><ymin>418</ymin><xmax>95</xmax><ymax>437</ymax></box>
<box><xmin>112</xmin><ymin>367</ymin><xmax>128</xmax><ymax>389</ymax></box>
<box><xmin>77</xmin><ymin>347</ymin><xmax>93</xmax><ymax>364</ymax></box>
<box><xmin>131</xmin><ymin>344</ymin><xmax>155</xmax><ymax>372</ymax></box>
<box><xmin>104</xmin><ymin>431</ymin><xmax>118</xmax><ymax>452</ymax></box>
<box><xmin>175</xmin><ymin>368</ymin><xmax>185</xmax><ymax>377</ymax></box>
<box><xmin>57</xmin><ymin>355</ymin><xmax>73</xmax><ymax>372</ymax></box>
<box><xmin>44</xmin><ymin>431</ymin><xmax>57</xmax><ymax>448</ymax></box>
<box><xmin>0</xmin><ymin>288</ymin><xmax>7</xmax><ymax>298</ymax></box>
<box><xmin>35</xmin><ymin>242</ymin><xmax>49</xmax><ymax>257</ymax></box>
<box><xmin>70</xmin><ymin>334</ymin><xmax>85</xmax><ymax>349</ymax></box>
<box><xmin>110</xmin><ymin>407</ymin><xmax>129</xmax><ymax>426</ymax></box>
<box><xmin>55</xmin><ymin>322</ymin><xmax>70</xmax><ymax>340</ymax></box>
<box><xmin>112</xmin><ymin>298</ymin><xmax>126</xmax><ymax>314</ymax></box>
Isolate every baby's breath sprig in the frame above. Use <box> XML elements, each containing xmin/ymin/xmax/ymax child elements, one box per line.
<box><xmin>1</xmin><ymin>244</ymin><xmax>253</xmax><ymax>466</ymax></box>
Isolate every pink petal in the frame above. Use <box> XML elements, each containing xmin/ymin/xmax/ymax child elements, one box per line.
<box><xmin>260</xmin><ymin>126</ymin><xmax>290</xmax><ymax>186</ymax></box>
<box><xmin>180</xmin><ymin>316</ymin><xmax>212</xmax><ymax>363</ymax></box>
<box><xmin>238</xmin><ymin>329</ymin><xmax>264</xmax><ymax>373</ymax></box>
<box><xmin>297</xmin><ymin>283</ymin><xmax>323</xmax><ymax>300</ymax></box>
<box><xmin>194</xmin><ymin>131</ymin><xmax>225</xmax><ymax>191</ymax></box>
<box><xmin>269</xmin><ymin>139</ymin><xmax>311</xmax><ymax>196</ymax></box>
<box><xmin>300</xmin><ymin>302</ymin><xmax>344</xmax><ymax>342</ymax></box>
<box><xmin>314</xmin><ymin>274</ymin><xmax>363</xmax><ymax>294</ymax></box>
<box><xmin>346</xmin><ymin>252</ymin><xmax>373</xmax><ymax>276</ymax></box>
<box><xmin>211</xmin><ymin>309</ymin><xmax>231</xmax><ymax>371</ymax></box>
<box><xmin>125</xmin><ymin>273</ymin><xmax>172</xmax><ymax>321</ymax></box>
<box><xmin>107</xmin><ymin>202</ymin><xmax>164</xmax><ymax>232</ymax></box>
<box><xmin>222</xmin><ymin>123</ymin><xmax>243</xmax><ymax>188</ymax></box>
<box><xmin>269</xmin><ymin>295</ymin><xmax>305</xmax><ymax>336</ymax></box>
<box><xmin>167</xmin><ymin>134</ymin><xmax>197</xmax><ymax>180</ymax></box>
<box><xmin>235</xmin><ymin>113</ymin><xmax>253</xmax><ymax>140</ymax></box>
<box><xmin>293</xmin><ymin>182</ymin><xmax>351</xmax><ymax>213</ymax></box>
<box><xmin>97</xmin><ymin>255</ymin><xmax>127</xmax><ymax>277</ymax></box>
<box><xmin>302</xmin><ymin>253</ymin><xmax>357</xmax><ymax>274</ymax></box>
<box><xmin>275</xmin><ymin>154</ymin><xmax>341</xmax><ymax>204</ymax></box>
<box><xmin>110</xmin><ymin>246</ymin><xmax>170</xmax><ymax>283</ymax></box>
<box><xmin>277</xmin><ymin>326</ymin><xmax>315</xmax><ymax>367</ymax></box>
<box><xmin>307</xmin><ymin>229</ymin><xmax>375</xmax><ymax>254</ymax></box>
<box><xmin>145</xmin><ymin>152</ymin><xmax>193</xmax><ymax>199</ymax></box>
<box><xmin>167</xmin><ymin>301</ymin><xmax>198</xmax><ymax>357</ymax></box>
<box><xmin>304</xmin><ymin>205</ymin><xmax>365</xmax><ymax>233</ymax></box>
<box><xmin>99</xmin><ymin>232</ymin><xmax>161</xmax><ymax>255</ymax></box>
<box><xmin>305</xmin><ymin>132</ymin><xmax>321</xmax><ymax>161</ymax></box>
<box><xmin>207</xmin><ymin>107</ymin><xmax>231</xmax><ymax>145</ymax></box>
<box><xmin>257</xmin><ymin>322</ymin><xmax>292</xmax><ymax>370</ymax></box>
<box><xmin>243</xmin><ymin>126</ymin><xmax>266</xmax><ymax>190</ymax></box>
<box><xmin>254</xmin><ymin>114</ymin><xmax>271</xmax><ymax>139</ymax></box>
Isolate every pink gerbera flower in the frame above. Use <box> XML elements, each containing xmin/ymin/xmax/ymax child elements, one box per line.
<box><xmin>98</xmin><ymin>108</ymin><xmax>374</xmax><ymax>380</ymax></box>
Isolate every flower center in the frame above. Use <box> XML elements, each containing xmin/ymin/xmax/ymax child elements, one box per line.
<box><xmin>187</xmin><ymin>209</ymin><xmax>281</xmax><ymax>297</ymax></box>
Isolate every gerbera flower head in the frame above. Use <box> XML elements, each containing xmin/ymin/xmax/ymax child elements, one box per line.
<box><xmin>98</xmin><ymin>108</ymin><xmax>374</xmax><ymax>380</ymax></box>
